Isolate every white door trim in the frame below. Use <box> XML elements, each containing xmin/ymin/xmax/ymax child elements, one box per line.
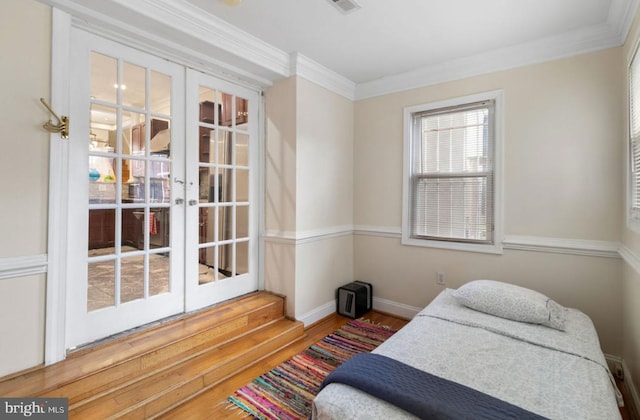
<box><xmin>45</xmin><ymin>8</ymin><xmax>72</xmax><ymax>365</ymax></box>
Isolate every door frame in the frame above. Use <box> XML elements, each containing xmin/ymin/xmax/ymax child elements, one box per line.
<box><xmin>45</xmin><ymin>10</ymin><xmax>266</xmax><ymax>365</ymax></box>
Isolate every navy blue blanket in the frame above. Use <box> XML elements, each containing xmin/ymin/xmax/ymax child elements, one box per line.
<box><xmin>320</xmin><ymin>353</ymin><xmax>549</xmax><ymax>420</ymax></box>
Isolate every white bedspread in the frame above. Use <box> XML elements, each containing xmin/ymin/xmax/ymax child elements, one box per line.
<box><xmin>313</xmin><ymin>289</ymin><xmax>622</xmax><ymax>420</ymax></box>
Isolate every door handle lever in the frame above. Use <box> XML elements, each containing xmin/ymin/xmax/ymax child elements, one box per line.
<box><xmin>188</xmin><ymin>200</ymin><xmax>198</xmax><ymax>206</ymax></box>
<box><xmin>175</xmin><ymin>198</ymin><xmax>184</xmax><ymax>205</ymax></box>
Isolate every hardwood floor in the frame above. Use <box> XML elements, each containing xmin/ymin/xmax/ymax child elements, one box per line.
<box><xmin>1</xmin><ymin>298</ymin><xmax>634</xmax><ymax>419</ymax></box>
<box><xmin>160</xmin><ymin>311</ymin><xmax>408</xmax><ymax>419</ymax></box>
<box><xmin>0</xmin><ymin>292</ymin><xmax>304</xmax><ymax>419</ymax></box>
<box><xmin>162</xmin><ymin>311</ymin><xmax>635</xmax><ymax>420</ymax></box>
<box><xmin>618</xmin><ymin>375</ymin><xmax>638</xmax><ymax>420</ymax></box>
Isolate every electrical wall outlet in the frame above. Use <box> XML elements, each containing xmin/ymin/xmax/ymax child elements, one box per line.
<box><xmin>436</xmin><ymin>272</ymin><xmax>445</xmax><ymax>285</ymax></box>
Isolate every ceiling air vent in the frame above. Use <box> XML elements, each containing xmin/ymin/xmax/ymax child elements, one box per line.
<box><xmin>328</xmin><ymin>0</ymin><xmax>361</xmax><ymax>14</ymax></box>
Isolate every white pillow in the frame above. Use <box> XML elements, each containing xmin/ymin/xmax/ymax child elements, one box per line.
<box><xmin>452</xmin><ymin>280</ymin><xmax>567</xmax><ymax>331</ymax></box>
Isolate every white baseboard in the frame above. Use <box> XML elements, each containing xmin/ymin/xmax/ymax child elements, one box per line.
<box><xmin>297</xmin><ymin>300</ymin><xmax>336</xmax><ymax>327</ymax></box>
<box><xmin>606</xmin><ymin>354</ymin><xmax>625</xmax><ymax>376</ymax></box>
<box><xmin>624</xmin><ymin>359</ymin><xmax>640</xmax><ymax>419</ymax></box>
<box><xmin>297</xmin><ymin>296</ymin><xmax>422</xmax><ymax>326</ymax></box>
<box><xmin>606</xmin><ymin>354</ymin><xmax>640</xmax><ymax>418</ymax></box>
<box><xmin>372</xmin><ymin>297</ymin><xmax>422</xmax><ymax>319</ymax></box>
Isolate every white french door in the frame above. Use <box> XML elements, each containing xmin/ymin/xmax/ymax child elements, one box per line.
<box><xmin>184</xmin><ymin>70</ymin><xmax>260</xmax><ymax>311</ymax></box>
<box><xmin>66</xmin><ymin>29</ymin><xmax>186</xmax><ymax>349</ymax></box>
<box><xmin>65</xmin><ymin>29</ymin><xmax>259</xmax><ymax>350</ymax></box>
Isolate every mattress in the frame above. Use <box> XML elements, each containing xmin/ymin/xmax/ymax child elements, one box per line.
<box><xmin>312</xmin><ymin>289</ymin><xmax>622</xmax><ymax>420</ymax></box>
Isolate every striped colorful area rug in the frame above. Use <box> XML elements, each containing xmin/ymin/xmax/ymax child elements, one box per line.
<box><xmin>227</xmin><ymin>318</ymin><xmax>398</xmax><ymax>419</ymax></box>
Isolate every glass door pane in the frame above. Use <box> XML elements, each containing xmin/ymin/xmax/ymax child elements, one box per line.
<box><xmin>197</xmin><ymin>90</ymin><xmax>248</xmax><ymax>284</ymax></box>
<box><xmin>185</xmin><ymin>70</ymin><xmax>259</xmax><ymax>311</ymax></box>
<box><xmin>87</xmin><ymin>51</ymin><xmax>173</xmax><ymax>312</ymax></box>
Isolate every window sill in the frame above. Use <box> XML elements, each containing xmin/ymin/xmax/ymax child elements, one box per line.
<box><xmin>401</xmin><ymin>235</ymin><xmax>504</xmax><ymax>255</ymax></box>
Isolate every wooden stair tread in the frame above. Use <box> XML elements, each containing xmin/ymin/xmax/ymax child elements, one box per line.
<box><xmin>69</xmin><ymin>318</ymin><xmax>304</xmax><ymax>419</ymax></box>
<box><xmin>160</xmin><ymin>312</ymin><xmax>411</xmax><ymax>420</ymax></box>
<box><xmin>0</xmin><ymin>292</ymin><xmax>285</xmax><ymax>397</ymax></box>
<box><xmin>0</xmin><ymin>292</ymin><xmax>306</xmax><ymax>420</ymax></box>
<box><xmin>43</xmin><ymin>313</ymin><xmax>286</xmax><ymax>405</ymax></box>
<box><xmin>70</xmin><ymin>291</ymin><xmax>284</xmax><ymax>359</ymax></box>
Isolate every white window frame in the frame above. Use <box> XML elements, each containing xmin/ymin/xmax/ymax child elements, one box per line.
<box><xmin>402</xmin><ymin>90</ymin><xmax>504</xmax><ymax>254</ymax></box>
<box><xmin>628</xmin><ymin>40</ymin><xmax>640</xmax><ymax>233</ymax></box>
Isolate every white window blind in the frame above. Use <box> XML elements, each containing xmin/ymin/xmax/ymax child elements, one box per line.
<box><xmin>410</xmin><ymin>100</ymin><xmax>494</xmax><ymax>243</ymax></box>
<box><xmin>630</xmin><ymin>46</ymin><xmax>640</xmax><ymax>218</ymax></box>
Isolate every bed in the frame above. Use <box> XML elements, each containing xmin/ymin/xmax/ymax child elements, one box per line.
<box><xmin>313</xmin><ymin>280</ymin><xmax>623</xmax><ymax>420</ymax></box>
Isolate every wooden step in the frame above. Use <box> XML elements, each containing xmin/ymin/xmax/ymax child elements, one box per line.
<box><xmin>0</xmin><ymin>292</ymin><xmax>298</xmax><ymax>407</ymax></box>
<box><xmin>68</xmin><ymin>318</ymin><xmax>304</xmax><ymax>419</ymax></box>
<box><xmin>159</xmin><ymin>312</ymin><xmax>411</xmax><ymax>419</ymax></box>
<box><xmin>37</xmin><ymin>292</ymin><xmax>288</xmax><ymax>406</ymax></box>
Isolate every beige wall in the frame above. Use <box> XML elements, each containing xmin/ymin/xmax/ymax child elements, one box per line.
<box><xmin>0</xmin><ymin>0</ymin><xmax>634</xmax><ymax>388</ymax></box>
<box><xmin>354</xmin><ymin>48</ymin><xmax>625</xmax><ymax>354</ymax></box>
<box><xmin>265</xmin><ymin>77</ymin><xmax>297</xmax><ymax>236</ymax></box>
<box><xmin>265</xmin><ymin>77</ymin><xmax>355</xmax><ymax>319</ymax></box>
<box><xmin>355</xmin><ymin>236</ymin><xmax>622</xmax><ymax>353</ymax></box>
<box><xmin>355</xmin><ymin>49</ymin><xmax>623</xmax><ymax>238</ymax></box>
<box><xmin>0</xmin><ymin>0</ymin><xmax>51</xmax><ymax>377</ymax></box>
<box><xmin>296</xmin><ymin>78</ymin><xmax>354</xmax><ymax>232</ymax></box>
<box><xmin>1</xmin><ymin>0</ymin><xmax>51</xmax><ymax>257</ymax></box>
<box><xmin>265</xmin><ymin>77</ymin><xmax>298</xmax><ymax>316</ymax></box>
<box><xmin>0</xmin><ymin>275</ymin><xmax>46</xmax><ymax>377</ymax></box>
<box><xmin>296</xmin><ymin>235</ymin><xmax>353</xmax><ymax>317</ymax></box>
<box><xmin>294</xmin><ymin>79</ymin><xmax>354</xmax><ymax>317</ymax></box>
<box><xmin>622</xmin><ymin>4</ymin><xmax>640</xmax><ymax>400</ymax></box>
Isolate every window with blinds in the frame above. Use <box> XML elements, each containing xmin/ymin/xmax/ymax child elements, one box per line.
<box><xmin>629</xmin><ymin>45</ymin><xmax>640</xmax><ymax>221</ymax></box>
<box><xmin>409</xmin><ymin>100</ymin><xmax>495</xmax><ymax>244</ymax></box>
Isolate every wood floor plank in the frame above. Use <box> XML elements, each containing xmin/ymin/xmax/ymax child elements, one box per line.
<box><xmin>0</xmin><ymin>292</ymin><xmax>283</xmax><ymax>398</ymax></box>
<box><xmin>160</xmin><ymin>311</ymin><xmax>634</xmax><ymax>420</ymax></box>
<box><xmin>159</xmin><ymin>312</ymin><xmax>408</xmax><ymax>420</ymax></box>
<box><xmin>2</xmin><ymin>296</ymin><xmax>633</xmax><ymax>420</ymax></box>
<box><xmin>70</xmin><ymin>319</ymin><xmax>304</xmax><ymax>419</ymax></box>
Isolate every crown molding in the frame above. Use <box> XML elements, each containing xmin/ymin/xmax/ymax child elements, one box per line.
<box><xmin>41</xmin><ymin>0</ymin><xmax>639</xmax><ymax>103</ymax></box>
<box><xmin>355</xmin><ymin>21</ymin><xmax>629</xmax><ymax>100</ymax></box>
<box><xmin>39</xmin><ymin>0</ymin><xmax>288</xmax><ymax>88</ymax></box>
<box><xmin>609</xmin><ymin>0</ymin><xmax>640</xmax><ymax>42</ymax></box>
<box><xmin>133</xmin><ymin>0</ymin><xmax>290</xmax><ymax>78</ymax></box>
<box><xmin>625</xmin><ymin>0</ymin><xmax>640</xmax><ymax>63</ymax></box>
<box><xmin>290</xmin><ymin>53</ymin><xmax>356</xmax><ymax>100</ymax></box>
<box><xmin>41</xmin><ymin>0</ymin><xmax>356</xmax><ymax>97</ymax></box>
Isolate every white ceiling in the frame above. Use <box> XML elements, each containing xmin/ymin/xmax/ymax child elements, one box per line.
<box><xmin>185</xmin><ymin>0</ymin><xmax>635</xmax><ymax>86</ymax></box>
<box><xmin>41</xmin><ymin>0</ymin><xmax>639</xmax><ymax>99</ymax></box>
